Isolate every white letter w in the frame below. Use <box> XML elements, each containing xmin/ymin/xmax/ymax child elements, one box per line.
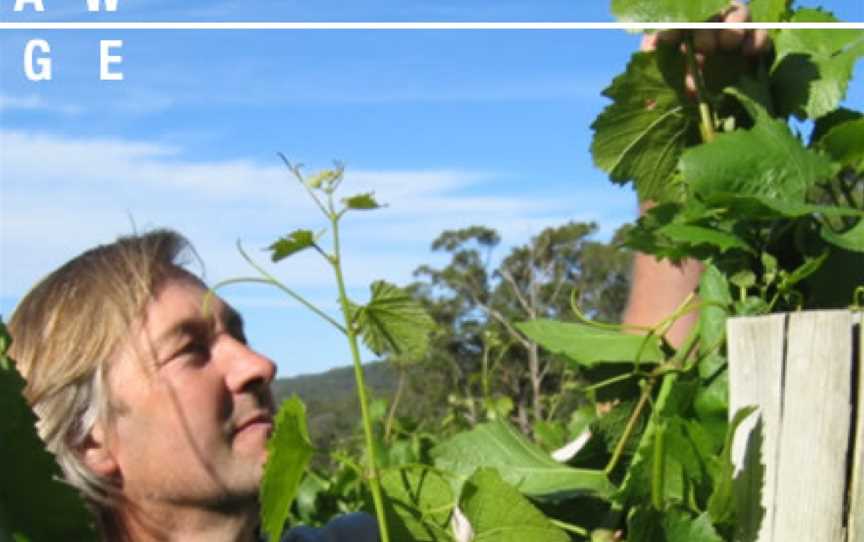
<box><xmin>86</xmin><ymin>0</ymin><xmax>119</xmax><ymax>11</ymax></box>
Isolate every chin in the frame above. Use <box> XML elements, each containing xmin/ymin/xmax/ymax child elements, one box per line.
<box><xmin>210</xmin><ymin>486</ymin><xmax>261</xmax><ymax>512</ymax></box>
<box><xmin>233</xmin><ymin>427</ymin><xmax>272</xmax><ymax>458</ymax></box>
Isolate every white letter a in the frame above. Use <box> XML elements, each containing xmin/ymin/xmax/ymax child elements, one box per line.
<box><xmin>86</xmin><ymin>0</ymin><xmax>119</xmax><ymax>11</ymax></box>
<box><xmin>14</xmin><ymin>0</ymin><xmax>45</xmax><ymax>12</ymax></box>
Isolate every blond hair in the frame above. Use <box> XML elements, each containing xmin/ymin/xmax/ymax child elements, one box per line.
<box><xmin>8</xmin><ymin>230</ymin><xmax>195</xmax><ymax>516</ymax></box>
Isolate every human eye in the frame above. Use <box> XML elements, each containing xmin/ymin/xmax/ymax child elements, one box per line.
<box><xmin>174</xmin><ymin>336</ymin><xmax>211</xmax><ymax>364</ymax></box>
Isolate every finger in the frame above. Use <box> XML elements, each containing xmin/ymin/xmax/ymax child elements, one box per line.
<box><xmin>683</xmin><ymin>53</ymin><xmax>704</xmax><ymax>96</ymax></box>
<box><xmin>752</xmin><ymin>29</ymin><xmax>770</xmax><ymax>53</ymax></box>
<box><xmin>718</xmin><ymin>1</ymin><xmax>748</xmax><ymax>51</ymax></box>
<box><xmin>657</xmin><ymin>29</ymin><xmax>682</xmax><ymax>45</ymax></box>
<box><xmin>723</xmin><ymin>0</ymin><xmax>749</xmax><ymax>21</ymax></box>
<box><xmin>743</xmin><ymin>29</ymin><xmax>770</xmax><ymax>55</ymax></box>
<box><xmin>679</xmin><ymin>42</ymin><xmax>708</xmax><ymax>64</ymax></box>
<box><xmin>693</xmin><ymin>29</ymin><xmax>717</xmax><ymax>54</ymax></box>
<box><xmin>641</xmin><ymin>32</ymin><xmax>659</xmax><ymax>52</ymax></box>
<box><xmin>685</xmin><ymin>71</ymin><xmax>697</xmax><ymax>95</ymax></box>
<box><xmin>718</xmin><ymin>27</ymin><xmax>746</xmax><ymax>51</ymax></box>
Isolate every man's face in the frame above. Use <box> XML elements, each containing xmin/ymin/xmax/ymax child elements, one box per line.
<box><xmin>103</xmin><ymin>275</ymin><xmax>276</xmax><ymax>509</ymax></box>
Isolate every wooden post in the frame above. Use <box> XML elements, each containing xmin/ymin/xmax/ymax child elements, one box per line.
<box><xmin>849</xmin><ymin>311</ymin><xmax>864</xmax><ymax>542</ymax></box>
<box><xmin>727</xmin><ymin>310</ymin><xmax>862</xmax><ymax>542</ymax></box>
<box><xmin>727</xmin><ymin>313</ymin><xmax>784</xmax><ymax>542</ymax></box>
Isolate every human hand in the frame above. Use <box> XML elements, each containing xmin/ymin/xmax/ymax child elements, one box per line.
<box><xmin>621</xmin><ymin>4</ymin><xmax>771</xmax><ymax>345</ymax></box>
<box><xmin>639</xmin><ymin>1</ymin><xmax>771</xmax><ymax>94</ymax></box>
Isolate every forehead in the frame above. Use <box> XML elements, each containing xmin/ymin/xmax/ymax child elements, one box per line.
<box><xmin>148</xmin><ymin>275</ymin><xmax>219</xmax><ymax>323</ymax></box>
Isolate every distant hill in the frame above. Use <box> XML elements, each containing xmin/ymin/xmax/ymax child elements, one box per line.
<box><xmin>270</xmin><ymin>360</ymin><xmax>449</xmax><ymax>460</ymax></box>
<box><xmin>270</xmin><ymin>361</ymin><xmax>401</xmax><ymax>453</ymax></box>
<box><xmin>272</xmin><ymin>360</ymin><xmax>399</xmax><ymax>406</ymax></box>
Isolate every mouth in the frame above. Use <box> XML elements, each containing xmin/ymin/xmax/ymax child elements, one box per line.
<box><xmin>234</xmin><ymin>411</ymin><xmax>274</xmax><ymax>438</ymax></box>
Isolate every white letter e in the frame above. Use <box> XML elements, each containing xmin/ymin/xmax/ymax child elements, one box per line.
<box><xmin>100</xmin><ymin>40</ymin><xmax>124</xmax><ymax>81</ymax></box>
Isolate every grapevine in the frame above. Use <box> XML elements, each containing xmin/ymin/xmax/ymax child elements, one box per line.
<box><xmin>2</xmin><ymin>1</ymin><xmax>862</xmax><ymax>541</ymax></box>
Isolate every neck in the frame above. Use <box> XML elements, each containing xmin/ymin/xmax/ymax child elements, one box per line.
<box><xmin>111</xmin><ymin>498</ymin><xmax>260</xmax><ymax>542</ymax></box>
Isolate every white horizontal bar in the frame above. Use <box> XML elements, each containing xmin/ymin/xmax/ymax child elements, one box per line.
<box><xmin>0</xmin><ymin>21</ymin><xmax>862</xmax><ymax>30</ymax></box>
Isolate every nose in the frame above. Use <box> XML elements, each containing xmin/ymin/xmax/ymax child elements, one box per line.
<box><xmin>224</xmin><ymin>338</ymin><xmax>277</xmax><ymax>394</ymax></box>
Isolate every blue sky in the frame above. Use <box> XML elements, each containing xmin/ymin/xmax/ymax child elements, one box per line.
<box><xmin>1</xmin><ymin>1</ymin><xmax>863</xmax><ymax>376</ymax></box>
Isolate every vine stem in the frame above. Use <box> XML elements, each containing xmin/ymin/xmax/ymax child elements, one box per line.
<box><xmin>570</xmin><ymin>288</ymin><xmax>652</xmax><ymax>334</ymax></box>
<box><xmin>581</xmin><ymin>371</ymin><xmax>639</xmax><ymax>393</ymax></box>
<box><xmin>604</xmin><ymin>378</ymin><xmax>654</xmax><ymax>475</ymax></box>
<box><xmin>384</xmin><ymin>365</ymin><xmax>407</xmax><ymax>442</ymax></box>
<box><xmin>838</xmin><ymin>174</ymin><xmax>859</xmax><ymax>209</ymax></box>
<box><xmin>668</xmin><ymin>320</ymin><xmax>701</xmax><ymax>370</ymax></box>
<box><xmin>329</xmin><ymin>209</ymin><xmax>391</xmax><ymax>542</ymax></box>
<box><xmin>278</xmin><ymin>152</ymin><xmax>331</xmax><ymax>218</ymax></box>
<box><xmin>233</xmin><ymin>243</ymin><xmax>347</xmax><ymax>334</ymax></box>
<box><xmin>683</xmin><ymin>33</ymin><xmax>716</xmax><ymax>144</ymax></box>
<box><xmin>854</xmin><ymin>286</ymin><xmax>864</xmax><ymax>309</ymax></box>
<box><xmin>549</xmin><ymin>519</ymin><xmax>589</xmax><ymax>537</ymax></box>
<box><xmin>651</xmin><ymin>419</ymin><xmax>667</xmax><ymax>510</ymax></box>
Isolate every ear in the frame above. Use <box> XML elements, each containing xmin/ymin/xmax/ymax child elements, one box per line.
<box><xmin>80</xmin><ymin>422</ymin><xmax>119</xmax><ymax>478</ymax></box>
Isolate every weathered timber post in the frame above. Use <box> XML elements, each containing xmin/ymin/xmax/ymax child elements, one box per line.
<box><xmin>727</xmin><ymin>310</ymin><xmax>863</xmax><ymax>542</ymax></box>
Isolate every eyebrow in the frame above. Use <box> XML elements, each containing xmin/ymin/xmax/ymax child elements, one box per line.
<box><xmin>224</xmin><ymin>306</ymin><xmax>245</xmax><ymax>338</ymax></box>
<box><xmin>153</xmin><ymin>304</ymin><xmax>245</xmax><ymax>356</ymax></box>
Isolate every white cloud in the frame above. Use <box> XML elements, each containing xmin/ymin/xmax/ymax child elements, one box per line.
<box><xmin>109</xmin><ymin>91</ymin><xmax>177</xmax><ymax>116</ymax></box>
<box><xmin>0</xmin><ymin>128</ymin><xmax>632</xmax><ymax>302</ymax></box>
<box><xmin>0</xmin><ymin>94</ymin><xmax>83</xmax><ymax>115</ymax></box>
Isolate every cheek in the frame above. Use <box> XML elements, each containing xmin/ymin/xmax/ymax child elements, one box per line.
<box><xmin>109</xmin><ymin>400</ymin><xmax>235</xmax><ymax>497</ymax></box>
<box><xmin>111</xmin><ymin>376</ymin><xmax>232</xmax><ymax>467</ymax></box>
<box><xmin>168</xmin><ymin>369</ymin><xmax>235</xmax><ymax>430</ymax></box>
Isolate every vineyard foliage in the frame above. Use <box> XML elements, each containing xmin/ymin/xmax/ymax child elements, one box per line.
<box><xmin>1</xmin><ymin>321</ymin><xmax>96</xmax><ymax>541</ymax></box>
<box><xmin>2</xmin><ymin>1</ymin><xmax>864</xmax><ymax>541</ymax></box>
<box><xmin>257</xmin><ymin>2</ymin><xmax>864</xmax><ymax>540</ymax></box>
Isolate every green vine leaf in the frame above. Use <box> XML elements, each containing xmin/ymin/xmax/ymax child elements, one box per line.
<box><xmin>657</xmin><ymin>224</ymin><xmax>752</xmax><ymax>254</ymax></box>
<box><xmin>666</xmin><ymin>504</ymin><xmax>722</xmax><ymax>540</ymax></box>
<box><xmin>821</xmin><ymin>221</ymin><xmax>864</xmax><ymax>253</ymax></box>
<box><xmin>681</xmin><ymin>94</ymin><xmax>834</xmax><ymax>203</ymax></box>
<box><xmin>810</xmin><ymin>107</ymin><xmax>862</xmax><ymax>144</ymax></box>
<box><xmin>259</xmin><ymin>396</ymin><xmax>315</xmax><ymax>542</ymax></box>
<box><xmin>707</xmin><ymin>405</ymin><xmax>758</xmax><ymax>525</ymax></box>
<box><xmin>354</xmin><ymin>281</ymin><xmax>435</xmax><ymax>360</ymax></box>
<box><xmin>697</xmin><ymin>264</ymin><xmax>732</xmax><ymax>380</ymax></box>
<box><xmin>268</xmin><ymin>229</ymin><xmax>318</xmax><ymax>262</ymax></box>
<box><xmin>343</xmin><ymin>192</ymin><xmax>383</xmax><ymax>211</ymax></box>
<box><xmin>432</xmin><ymin>420</ymin><xmax>615</xmax><ymax>500</ymax></box>
<box><xmin>772</xmin><ymin>9</ymin><xmax>864</xmax><ymax>119</ymax></box>
<box><xmin>615</xmin><ymin>377</ymin><xmax>699</xmax><ymax>505</ymax></box>
<box><xmin>729</xmin><ymin>270</ymin><xmax>756</xmax><ymax>291</ymax></box>
<box><xmin>306</xmin><ymin>169</ymin><xmax>341</xmax><ymax>190</ymax></box>
<box><xmin>378</xmin><ymin>467</ymin><xmax>453</xmax><ymax>541</ymax></box>
<box><xmin>591</xmin><ymin>50</ymin><xmax>699</xmax><ymax>202</ymax></box>
<box><xmin>293</xmin><ymin>472</ymin><xmax>329</xmax><ymax>522</ymax></box>
<box><xmin>703</xmin><ymin>193</ymin><xmax>864</xmax><ymax>220</ymax></box>
<box><xmin>0</xmin><ymin>320</ymin><xmax>97</xmax><ymax>541</ymax></box>
<box><xmin>749</xmin><ymin>0</ymin><xmax>791</xmax><ymax>22</ymax></box>
<box><xmin>694</xmin><ymin>371</ymin><xmax>730</xmax><ymax>444</ymax></box>
<box><xmin>459</xmin><ymin>468</ymin><xmax>570</xmax><ymax>542</ymax></box>
<box><xmin>516</xmin><ymin>319</ymin><xmax>665</xmax><ymax>367</ymax></box>
<box><xmin>610</xmin><ymin>0</ymin><xmax>728</xmax><ymax>23</ymax></box>
<box><xmin>815</xmin><ymin>117</ymin><xmax>864</xmax><ymax>171</ymax></box>
<box><xmin>628</xmin><ymin>506</ymin><xmax>725</xmax><ymax>542</ymax></box>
